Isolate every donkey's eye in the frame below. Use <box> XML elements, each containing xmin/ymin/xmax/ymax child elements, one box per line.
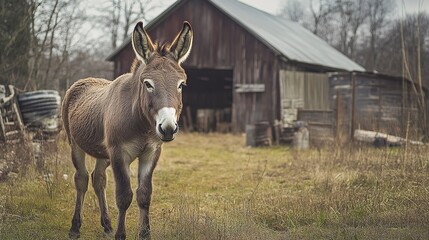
<box><xmin>145</xmin><ymin>82</ymin><xmax>153</xmax><ymax>89</ymax></box>
<box><xmin>143</xmin><ymin>79</ymin><xmax>154</xmax><ymax>92</ymax></box>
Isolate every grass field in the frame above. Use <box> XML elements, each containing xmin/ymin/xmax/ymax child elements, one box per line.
<box><xmin>1</xmin><ymin>133</ymin><xmax>429</xmax><ymax>239</ymax></box>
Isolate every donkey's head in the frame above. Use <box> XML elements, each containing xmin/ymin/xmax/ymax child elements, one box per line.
<box><xmin>132</xmin><ymin>21</ymin><xmax>193</xmax><ymax>142</ymax></box>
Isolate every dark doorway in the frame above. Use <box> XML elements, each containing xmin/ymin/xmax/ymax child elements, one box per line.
<box><xmin>181</xmin><ymin>68</ymin><xmax>233</xmax><ymax>132</ymax></box>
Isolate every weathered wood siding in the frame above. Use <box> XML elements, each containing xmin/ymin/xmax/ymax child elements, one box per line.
<box><xmin>279</xmin><ymin>70</ymin><xmax>330</xmax><ymax>111</ymax></box>
<box><xmin>298</xmin><ymin>110</ymin><xmax>335</xmax><ymax>144</ymax></box>
<box><xmin>278</xmin><ymin>71</ymin><xmax>427</xmax><ymax>143</ymax></box>
<box><xmin>330</xmin><ymin>72</ymin><xmax>428</xmax><ymax>140</ymax></box>
<box><xmin>279</xmin><ymin>70</ymin><xmax>334</xmax><ymax>143</ymax></box>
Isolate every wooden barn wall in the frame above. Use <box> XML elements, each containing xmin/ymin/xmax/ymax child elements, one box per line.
<box><xmin>330</xmin><ymin>73</ymin><xmax>428</xmax><ymax>140</ymax></box>
<box><xmin>112</xmin><ymin>0</ymin><xmax>282</xmax><ymax>132</ymax></box>
<box><xmin>298</xmin><ymin>110</ymin><xmax>335</xmax><ymax>143</ymax></box>
<box><xmin>330</xmin><ymin>74</ymin><xmax>353</xmax><ymax>141</ymax></box>
<box><xmin>114</xmin><ymin>45</ymin><xmax>135</xmax><ymax>78</ymax></box>
<box><xmin>276</xmin><ymin>62</ymin><xmax>336</xmax><ymax>124</ymax></box>
<box><xmin>279</xmin><ymin>70</ymin><xmax>333</xmax><ymax>143</ymax></box>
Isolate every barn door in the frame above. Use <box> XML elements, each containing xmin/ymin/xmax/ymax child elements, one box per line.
<box><xmin>279</xmin><ymin>70</ymin><xmax>330</xmax><ymax>126</ymax></box>
<box><xmin>279</xmin><ymin>71</ymin><xmax>304</xmax><ymax>126</ymax></box>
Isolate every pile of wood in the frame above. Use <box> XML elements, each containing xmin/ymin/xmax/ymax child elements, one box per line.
<box><xmin>0</xmin><ymin>85</ymin><xmax>25</xmax><ymax>143</ymax></box>
<box><xmin>0</xmin><ymin>85</ymin><xmax>61</xmax><ymax>180</ymax></box>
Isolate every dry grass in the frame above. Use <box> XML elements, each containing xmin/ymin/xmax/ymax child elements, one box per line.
<box><xmin>1</xmin><ymin>133</ymin><xmax>429</xmax><ymax>239</ymax></box>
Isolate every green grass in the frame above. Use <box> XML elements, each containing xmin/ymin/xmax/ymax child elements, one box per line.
<box><xmin>1</xmin><ymin>133</ymin><xmax>429</xmax><ymax>239</ymax></box>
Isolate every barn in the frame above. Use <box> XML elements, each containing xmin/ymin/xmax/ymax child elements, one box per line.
<box><xmin>106</xmin><ymin>0</ymin><xmax>363</xmax><ymax>131</ymax></box>
<box><xmin>107</xmin><ymin>0</ymin><xmax>428</xmax><ymax>142</ymax></box>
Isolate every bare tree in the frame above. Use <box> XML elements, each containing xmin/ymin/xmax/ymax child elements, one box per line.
<box><xmin>22</xmin><ymin>0</ymin><xmax>98</xmax><ymax>91</ymax></box>
<box><xmin>278</xmin><ymin>0</ymin><xmax>306</xmax><ymax>23</ymax></box>
<box><xmin>335</xmin><ymin>0</ymin><xmax>368</xmax><ymax>58</ymax></box>
<box><xmin>97</xmin><ymin>0</ymin><xmax>156</xmax><ymax>50</ymax></box>
<box><xmin>365</xmin><ymin>0</ymin><xmax>395</xmax><ymax>70</ymax></box>
<box><xmin>309</xmin><ymin>0</ymin><xmax>337</xmax><ymax>37</ymax></box>
<box><xmin>368</xmin><ymin>12</ymin><xmax>429</xmax><ymax>90</ymax></box>
<box><xmin>278</xmin><ymin>0</ymin><xmax>337</xmax><ymax>44</ymax></box>
<box><xmin>0</xmin><ymin>0</ymin><xmax>33</xmax><ymax>89</ymax></box>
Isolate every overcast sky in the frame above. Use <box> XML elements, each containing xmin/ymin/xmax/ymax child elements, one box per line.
<box><xmin>154</xmin><ymin>0</ymin><xmax>429</xmax><ymax>17</ymax></box>
<box><xmin>81</xmin><ymin>0</ymin><xmax>429</xmax><ymax>55</ymax></box>
<box><xmin>86</xmin><ymin>0</ymin><xmax>429</xmax><ymax>25</ymax></box>
<box><xmin>240</xmin><ymin>0</ymin><xmax>429</xmax><ymax>15</ymax></box>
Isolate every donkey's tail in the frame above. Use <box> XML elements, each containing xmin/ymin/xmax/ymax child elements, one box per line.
<box><xmin>61</xmin><ymin>87</ymin><xmax>73</xmax><ymax>144</ymax></box>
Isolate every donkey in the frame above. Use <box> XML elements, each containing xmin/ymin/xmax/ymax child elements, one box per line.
<box><xmin>62</xmin><ymin>21</ymin><xmax>193</xmax><ymax>239</ymax></box>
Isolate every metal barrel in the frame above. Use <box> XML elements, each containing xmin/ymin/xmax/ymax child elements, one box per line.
<box><xmin>246</xmin><ymin>121</ymin><xmax>272</xmax><ymax>147</ymax></box>
<box><xmin>17</xmin><ymin>90</ymin><xmax>61</xmax><ymax>132</ymax></box>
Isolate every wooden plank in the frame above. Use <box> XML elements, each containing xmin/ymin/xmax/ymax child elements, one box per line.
<box><xmin>354</xmin><ymin>129</ymin><xmax>423</xmax><ymax>146</ymax></box>
<box><xmin>186</xmin><ymin>106</ymin><xmax>193</xmax><ymax>131</ymax></box>
<box><xmin>0</xmin><ymin>108</ymin><xmax>5</xmax><ymax>142</ymax></box>
<box><xmin>234</xmin><ymin>84</ymin><xmax>265</xmax><ymax>93</ymax></box>
<box><xmin>298</xmin><ymin>109</ymin><xmax>333</xmax><ymax>113</ymax></box>
<box><xmin>11</xmin><ymin>106</ymin><xmax>24</xmax><ymax>141</ymax></box>
<box><xmin>305</xmin><ymin>122</ymin><xmax>333</xmax><ymax>127</ymax></box>
<box><xmin>298</xmin><ymin>116</ymin><xmax>332</xmax><ymax>126</ymax></box>
<box><xmin>351</xmin><ymin>73</ymin><xmax>356</xmax><ymax>140</ymax></box>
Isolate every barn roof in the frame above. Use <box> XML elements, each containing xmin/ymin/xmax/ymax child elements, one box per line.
<box><xmin>106</xmin><ymin>0</ymin><xmax>365</xmax><ymax>72</ymax></box>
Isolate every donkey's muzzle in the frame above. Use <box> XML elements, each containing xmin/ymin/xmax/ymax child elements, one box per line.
<box><xmin>156</xmin><ymin>107</ymin><xmax>178</xmax><ymax>142</ymax></box>
<box><xmin>158</xmin><ymin>123</ymin><xmax>178</xmax><ymax>142</ymax></box>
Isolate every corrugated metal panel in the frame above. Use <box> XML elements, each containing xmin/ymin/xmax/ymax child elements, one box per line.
<box><xmin>304</xmin><ymin>73</ymin><xmax>330</xmax><ymax>110</ymax></box>
<box><xmin>280</xmin><ymin>70</ymin><xmax>304</xmax><ymax>102</ymax></box>
<box><xmin>209</xmin><ymin>0</ymin><xmax>365</xmax><ymax>71</ymax></box>
<box><xmin>279</xmin><ymin>70</ymin><xmax>330</xmax><ymax>110</ymax></box>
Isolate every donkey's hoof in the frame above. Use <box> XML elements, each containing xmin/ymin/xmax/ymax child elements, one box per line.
<box><xmin>104</xmin><ymin>225</ymin><xmax>113</xmax><ymax>234</ymax></box>
<box><xmin>115</xmin><ymin>233</ymin><xmax>126</xmax><ymax>240</ymax></box>
<box><xmin>102</xmin><ymin>217</ymin><xmax>113</xmax><ymax>233</ymax></box>
<box><xmin>68</xmin><ymin>230</ymin><xmax>80</xmax><ymax>239</ymax></box>
<box><xmin>139</xmin><ymin>229</ymin><xmax>151</xmax><ymax>240</ymax></box>
<box><xmin>139</xmin><ymin>233</ymin><xmax>151</xmax><ymax>240</ymax></box>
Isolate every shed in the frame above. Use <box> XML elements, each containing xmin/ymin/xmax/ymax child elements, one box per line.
<box><xmin>330</xmin><ymin>72</ymin><xmax>428</xmax><ymax>142</ymax></box>
<box><xmin>106</xmin><ymin>0</ymin><xmax>365</xmax><ymax>133</ymax></box>
<box><xmin>280</xmin><ymin>70</ymin><xmax>428</xmax><ymax>143</ymax></box>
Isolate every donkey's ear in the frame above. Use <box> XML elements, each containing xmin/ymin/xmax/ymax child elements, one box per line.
<box><xmin>132</xmin><ymin>21</ymin><xmax>155</xmax><ymax>64</ymax></box>
<box><xmin>169</xmin><ymin>21</ymin><xmax>193</xmax><ymax>64</ymax></box>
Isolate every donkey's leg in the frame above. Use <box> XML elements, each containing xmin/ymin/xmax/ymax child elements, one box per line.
<box><xmin>110</xmin><ymin>148</ymin><xmax>133</xmax><ymax>240</ymax></box>
<box><xmin>136</xmin><ymin>147</ymin><xmax>161</xmax><ymax>240</ymax></box>
<box><xmin>91</xmin><ymin>158</ymin><xmax>113</xmax><ymax>234</ymax></box>
<box><xmin>69</xmin><ymin>145</ymin><xmax>88</xmax><ymax>238</ymax></box>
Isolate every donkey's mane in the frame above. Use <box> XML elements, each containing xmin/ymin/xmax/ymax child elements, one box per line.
<box><xmin>130</xmin><ymin>42</ymin><xmax>172</xmax><ymax>73</ymax></box>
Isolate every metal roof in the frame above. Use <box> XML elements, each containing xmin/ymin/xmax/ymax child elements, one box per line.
<box><xmin>107</xmin><ymin>0</ymin><xmax>365</xmax><ymax>72</ymax></box>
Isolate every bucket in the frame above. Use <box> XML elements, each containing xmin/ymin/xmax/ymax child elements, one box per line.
<box><xmin>246</xmin><ymin>121</ymin><xmax>272</xmax><ymax>147</ymax></box>
<box><xmin>293</xmin><ymin>127</ymin><xmax>309</xmax><ymax>149</ymax></box>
